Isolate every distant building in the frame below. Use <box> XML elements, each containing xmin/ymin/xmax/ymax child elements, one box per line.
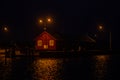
<box><xmin>77</xmin><ymin>35</ymin><xmax>96</xmax><ymax>50</ymax></box>
<box><xmin>35</xmin><ymin>31</ymin><xmax>56</xmax><ymax>50</ymax></box>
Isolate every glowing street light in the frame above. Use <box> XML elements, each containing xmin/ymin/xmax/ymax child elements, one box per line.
<box><xmin>4</xmin><ymin>27</ymin><xmax>8</xmax><ymax>32</ymax></box>
<box><xmin>99</xmin><ymin>26</ymin><xmax>103</xmax><ymax>30</ymax></box>
<box><xmin>39</xmin><ymin>17</ymin><xmax>52</xmax><ymax>30</ymax></box>
<box><xmin>98</xmin><ymin>25</ymin><xmax>104</xmax><ymax>32</ymax></box>
<box><xmin>39</xmin><ymin>19</ymin><xmax>43</xmax><ymax>23</ymax></box>
<box><xmin>47</xmin><ymin>18</ymin><xmax>51</xmax><ymax>22</ymax></box>
<box><xmin>2</xmin><ymin>25</ymin><xmax>9</xmax><ymax>32</ymax></box>
<box><xmin>97</xmin><ymin>25</ymin><xmax>112</xmax><ymax>50</ymax></box>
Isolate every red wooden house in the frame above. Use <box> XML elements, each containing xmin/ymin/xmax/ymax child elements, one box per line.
<box><xmin>35</xmin><ymin>31</ymin><xmax>56</xmax><ymax>50</ymax></box>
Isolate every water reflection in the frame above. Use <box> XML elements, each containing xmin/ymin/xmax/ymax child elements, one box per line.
<box><xmin>0</xmin><ymin>55</ymin><xmax>12</xmax><ymax>80</ymax></box>
<box><xmin>32</xmin><ymin>58</ymin><xmax>63</xmax><ymax>80</ymax></box>
<box><xmin>94</xmin><ymin>55</ymin><xmax>110</xmax><ymax>80</ymax></box>
<box><xmin>0</xmin><ymin>54</ymin><xmax>113</xmax><ymax>80</ymax></box>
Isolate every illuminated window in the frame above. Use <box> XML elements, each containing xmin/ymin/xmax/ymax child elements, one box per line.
<box><xmin>49</xmin><ymin>40</ymin><xmax>54</xmax><ymax>46</ymax></box>
<box><xmin>44</xmin><ymin>45</ymin><xmax>48</xmax><ymax>49</ymax></box>
<box><xmin>37</xmin><ymin>40</ymin><xmax>42</xmax><ymax>46</ymax></box>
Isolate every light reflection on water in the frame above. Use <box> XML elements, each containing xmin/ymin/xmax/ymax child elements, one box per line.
<box><xmin>0</xmin><ymin>55</ymin><xmax>12</xmax><ymax>80</ymax></box>
<box><xmin>32</xmin><ymin>58</ymin><xmax>63</xmax><ymax>80</ymax></box>
<box><xmin>0</xmin><ymin>54</ymin><xmax>116</xmax><ymax>80</ymax></box>
<box><xmin>94</xmin><ymin>55</ymin><xmax>110</xmax><ymax>80</ymax></box>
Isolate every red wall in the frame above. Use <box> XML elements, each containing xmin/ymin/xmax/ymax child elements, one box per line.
<box><xmin>35</xmin><ymin>31</ymin><xmax>56</xmax><ymax>50</ymax></box>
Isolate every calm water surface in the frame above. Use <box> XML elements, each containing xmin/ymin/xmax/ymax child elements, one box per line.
<box><xmin>0</xmin><ymin>53</ymin><xmax>120</xmax><ymax>80</ymax></box>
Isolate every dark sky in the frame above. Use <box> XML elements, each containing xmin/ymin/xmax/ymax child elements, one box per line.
<box><xmin>0</xmin><ymin>0</ymin><xmax>120</xmax><ymax>47</ymax></box>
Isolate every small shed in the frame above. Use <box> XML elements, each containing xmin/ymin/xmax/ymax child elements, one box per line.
<box><xmin>35</xmin><ymin>31</ymin><xmax>56</xmax><ymax>50</ymax></box>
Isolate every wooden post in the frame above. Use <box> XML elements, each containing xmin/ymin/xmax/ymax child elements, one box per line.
<box><xmin>109</xmin><ymin>31</ymin><xmax>112</xmax><ymax>50</ymax></box>
<box><xmin>5</xmin><ymin>49</ymin><xmax>7</xmax><ymax>65</ymax></box>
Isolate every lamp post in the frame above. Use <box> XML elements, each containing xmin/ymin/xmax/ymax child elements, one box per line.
<box><xmin>1</xmin><ymin>25</ymin><xmax>9</xmax><ymax>41</ymax></box>
<box><xmin>98</xmin><ymin>25</ymin><xmax>104</xmax><ymax>32</ymax></box>
<box><xmin>1</xmin><ymin>25</ymin><xmax>9</xmax><ymax>64</ymax></box>
<box><xmin>39</xmin><ymin>17</ymin><xmax>52</xmax><ymax>30</ymax></box>
<box><xmin>109</xmin><ymin>31</ymin><xmax>112</xmax><ymax>50</ymax></box>
<box><xmin>2</xmin><ymin>25</ymin><xmax>9</xmax><ymax>33</ymax></box>
<box><xmin>98</xmin><ymin>25</ymin><xmax>112</xmax><ymax>50</ymax></box>
<box><xmin>3</xmin><ymin>27</ymin><xmax>8</xmax><ymax>32</ymax></box>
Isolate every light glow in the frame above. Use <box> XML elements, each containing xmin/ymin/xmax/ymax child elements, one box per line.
<box><xmin>44</xmin><ymin>45</ymin><xmax>48</xmax><ymax>49</ymax></box>
<box><xmin>47</xmin><ymin>18</ymin><xmax>51</xmax><ymax>22</ymax></box>
<box><xmin>49</xmin><ymin>40</ymin><xmax>54</xmax><ymax>46</ymax></box>
<box><xmin>4</xmin><ymin>27</ymin><xmax>8</xmax><ymax>32</ymax></box>
<box><xmin>37</xmin><ymin>40</ymin><xmax>42</xmax><ymax>46</ymax></box>
<box><xmin>99</xmin><ymin>26</ymin><xmax>103</xmax><ymax>30</ymax></box>
<box><xmin>39</xmin><ymin>19</ymin><xmax>43</xmax><ymax>23</ymax></box>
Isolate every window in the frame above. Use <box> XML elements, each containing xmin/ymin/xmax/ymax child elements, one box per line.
<box><xmin>44</xmin><ymin>45</ymin><xmax>48</xmax><ymax>49</ymax></box>
<box><xmin>37</xmin><ymin>40</ymin><xmax>42</xmax><ymax>46</ymax></box>
<box><xmin>49</xmin><ymin>40</ymin><xmax>54</xmax><ymax>46</ymax></box>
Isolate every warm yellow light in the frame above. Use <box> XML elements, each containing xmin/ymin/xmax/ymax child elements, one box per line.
<box><xmin>39</xmin><ymin>19</ymin><xmax>43</xmax><ymax>23</ymax></box>
<box><xmin>49</xmin><ymin>40</ymin><xmax>54</xmax><ymax>46</ymax></box>
<box><xmin>96</xmin><ymin>55</ymin><xmax>106</xmax><ymax>61</ymax></box>
<box><xmin>44</xmin><ymin>45</ymin><xmax>48</xmax><ymax>49</ymax></box>
<box><xmin>4</xmin><ymin>27</ymin><xmax>8</xmax><ymax>31</ymax></box>
<box><xmin>33</xmin><ymin>59</ymin><xmax>59</xmax><ymax>80</ymax></box>
<box><xmin>99</xmin><ymin>25</ymin><xmax>103</xmax><ymax>30</ymax></box>
<box><xmin>47</xmin><ymin>18</ymin><xmax>51</xmax><ymax>22</ymax></box>
<box><xmin>37</xmin><ymin>40</ymin><xmax>42</xmax><ymax>46</ymax></box>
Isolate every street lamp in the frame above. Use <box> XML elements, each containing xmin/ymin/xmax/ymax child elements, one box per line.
<box><xmin>98</xmin><ymin>25</ymin><xmax>112</xmax><ymax>50</ymax></box>
<box><xmin>98</xmin><ymin>25</ymin><xmax>104</xmax><ymax>32</ymax></box>
<box><xmin>3</xmin><ymin>27</ymin><xmax>8</xmax><ymax>32</ymax></box>
<box><xmin>109</xmin><ymin>31</ymin><xmax>112</xmax><ymax>50</ymax></box>
<box><xmin>39</xmin><ymin>20</ymin><xmax>43</xmax><ymax>23</ymax></box>
<box><xmin>47</xmin><ymin>18</ymin><xmax>51</xmax><ymax>22</ymax></box>
<box><xmin>39</xmin><ymin>17</ymin><xmax>52</xmax><ymax>30</ymax></box>
<box><xmin>2</xmin><ymin>25</ymin><xmax>9</xmax><ymax>32</ymax></box>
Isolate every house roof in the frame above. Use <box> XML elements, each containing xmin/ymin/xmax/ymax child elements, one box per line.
<box><xmin>34</xmin><ymin>30</ymin><xmax>96</xmax><ymax>43</ymax></box>
<box><xmin>35</xmin><ymin>31</ymin><xmax>56</xmax><ymax>40</ymax></box>
<box><xmin>78</xmin><ymin>35</ymin><xmax>96</xmax><ymax>43</ymax></box>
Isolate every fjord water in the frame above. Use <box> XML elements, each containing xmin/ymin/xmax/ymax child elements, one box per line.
<box><xmin>0</xmin><ymin>53</ymin><xmax>120</xmax><ymax>80</ymax></box>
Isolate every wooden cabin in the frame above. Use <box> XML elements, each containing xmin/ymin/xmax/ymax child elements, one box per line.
<box><xmin>35</xmin><ymin>31</ymin><xmax>56</xmax><ymax>50</ymax></box>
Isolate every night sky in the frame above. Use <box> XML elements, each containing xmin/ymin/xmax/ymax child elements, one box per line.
<box><xmin>0</xmin><ymin>0</ymin><xmax>120</xmax><ymax>48</ymax></box>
